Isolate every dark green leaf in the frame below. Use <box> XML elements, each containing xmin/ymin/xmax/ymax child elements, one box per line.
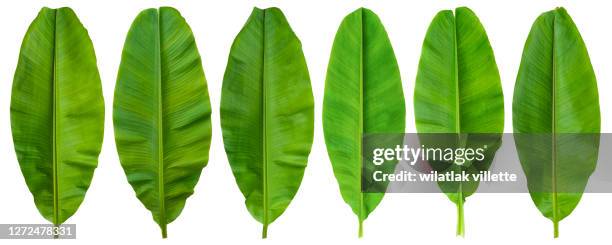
<box><xmin>220</xmin><ymin>7</ymin><xmax>314</xmax><ymax>238</ymax></box>
<box><xmin>113</xmin><ymin>7</ymin><xmax>212</xmax><ymax>238</ymax></box>
<box><xmin>11</xmin><ymin>7</ymin><xmax>104</xmax><ymax>225</ymax></box>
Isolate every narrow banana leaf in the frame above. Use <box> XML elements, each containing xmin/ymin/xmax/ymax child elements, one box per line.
<box><xmin>322</xmin><ymin>8</ymin><xmax>405</xmax><ymax>237</ymax></box>
<box><xmin>11</xmin><ymin>7</ymin><xmax>104</xmax><ymax>226</ymax></box>
<box><xmin>414</xmin><ymin>7</ymin><xmax>503</xmax><ymax>236</ymax></box>
<box><xmin>513</xmin><ymin>7</ymin><xmax>599</xmax><ymax>238</ymax></box>
<box><xmin>113</xmin><ymin>7</ymin><xmax>211</xmax><ymax>238</ymax></box>
<box><xmin>220</xmin><ymin>7</ymin><xmax>314</xmax><ymax>239</ymax></box>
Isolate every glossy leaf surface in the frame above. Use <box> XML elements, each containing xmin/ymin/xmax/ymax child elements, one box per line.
<box><xmin>322</xmin><ymin>8</ymin><xmax>405</xmax><ymax>237</ymax></box>
<box><xmin>414</xmin><ymin>7</ymin><xmax>504</xmax><ymax>236</ymax></box>
<box><xmin>113</xmin><ymin>7</ymin><xmax>212</xmax><ymax>238</ymax></box>
<box><xmin>513</xmin><ymin>7</ymin><xmax>599</xmax><ymax>238</ymax></box>
<box><xmin>220</xmin><ymin>7</ymin><xmax>314</xmax><ymax>238</ymax></box>
<box><xmin>11</xmin><ymin>7</ymin><xmax>104</xmax><ymax>225</ymax></box>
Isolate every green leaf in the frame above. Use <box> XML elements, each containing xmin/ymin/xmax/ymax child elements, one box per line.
<box><xmin>220</xmin><ymin>7</ymin><xmax>314</xmax><ymax>239</ymax></box>
<box><xmin>10</xmin><ymin>7</ymin><xmax>104</xmax><ymax>226</ymax></box>
<box><xmin>322</xmin><ymin>8</ymin><xmax>405</xmax><ymax>237</ymax></box>
<box><xmin>113</xmin><ymin>7</ymin><xmax>212</xmax><ymax>238</ymax></box>
<box><xmin>512</xmin><ymin>7</ymin><xmax>599</xmax><ymax>238</ymax></box>
<box><xmin>414</xmin><ymin>7</ymin><xmax>504</xmax><ymax>236</ymax></box>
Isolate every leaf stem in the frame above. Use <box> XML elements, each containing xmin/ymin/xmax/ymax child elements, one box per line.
<box><xmin>456</xmin><ymin>200</ymin><xmax>464</xmax><ymax>237</ymax></box>
<box><xmin>358</xmin><ymin>219</ymin><xmax>364</xmax><ymax>238</ymax></box>
<box><xmin>553</xmin><ymin>220</ymin><xmax>559</xmax><ymax>238</ymax></box>
<box><xmin>53</xmin><ymin>224</ymin><xmax>59</xmax><ymax>239</ymax></box>
<box><xmin>161</xmin><ymin>223</ymin><xmax>167</xmax><ymax>239</ymax></box>
<box><xmin>262</xmin><ymin>223</ymin><xmax>268</xmax><ymax>239</ymax></box>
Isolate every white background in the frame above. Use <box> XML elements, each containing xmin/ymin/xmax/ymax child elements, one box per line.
<box><xmin>0</xmin><ymin>0</ymin><xmax>610</xmax><ymax>244</ymax></box>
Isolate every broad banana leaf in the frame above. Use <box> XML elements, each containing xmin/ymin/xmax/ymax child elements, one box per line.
<box><xmin>322</xmin><ymin>8</ymin><xmax>405</xmax><ymax>237</ymax></box>
<box><xmin>10</xmin><ymin>7</ymin><xmax>104</xmax><ymax>226</ymax></box>
<box><xmin>513</xmin><ymin>7</ymin><xmax>599</xmax><ymax>238</ymax></box>
<box><xmin>414</xmin><ymin>7</ymin><xmax>504</xmax><ymax>236</ymax></box>
<box><xmin>220</xmin><ymin>7</ymin><xmax>314</xmax><ymax>239</ymax></box>
<box><xmin>113</xmin><ymin>7</ymin><xmax>211</xmax><ymax>238</ymax></box>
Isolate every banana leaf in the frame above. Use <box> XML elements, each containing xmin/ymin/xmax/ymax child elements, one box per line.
<box><xmin>512</xmin><ymin>7</ymin><xmax>599</xmax><ymax>238</ymax></box>
<box><xmin>220</xmin><ymin>7</ymin><xmax>314</xmax><ymax>238</ymax></box>
<box><xmin>322</xmin><ymin>8</ymin><xmax>405</xmax><ymax>237</ymax></box>
<box><xmin>11</xmin><ymin>7</ymin><xmax>104</xmax><ymax>226</ymax></box>
<box><xmin>414</xmin><ymin>7</ymin><xmax>504</xmax><ymax>236</ymax></box>
<box><xmin>113</xmin><ymin>7</ymin><xmax>212</xmax><ymax>238</ymax></box>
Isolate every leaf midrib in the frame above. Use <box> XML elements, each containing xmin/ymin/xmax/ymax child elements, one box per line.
<box><xmin>154</xmin><ymin>9</ymin><xmax>167</xmax><ymax>236</ymax></box>
<box><xmin>52</xmin><ymin>9</ymin><xmax>59</xmax><ymax>226</ymax></box>
<box><xmin>550</xmin><ymin>11</ymin><xmax>559</xmax><ymax>229</ymax></box>
<box><xmin>358</xmin><ymin>8</ymin><xmax>365</xmax><ymax>233</ymax></box>
<box><xmin>261</xmin><ymin>8</ymin><xmax>270</xmax><ymax>237</ymax></box>
<box><xmin>450</xmin><ymin>8</ymin><xmax>466</xmax><ymax>217</ymax></box>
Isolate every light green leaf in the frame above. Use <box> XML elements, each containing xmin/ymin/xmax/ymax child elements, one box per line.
<box><xmin>322</xmin><ymin>8</ymin><xmax>405</xmax><ymax>237</ymax></box>
<box><xmin>414</xmin><ymin>7</ymin><xmax>504</xmax><ymax>236</ymax></box>
<box><xmin>11</xmin><ymin>7</ymin><xmax>104</xmax><ymax>225</ymax></box>
<box><xmin>113</xmin><ymin>7</ymin><xmax>212</xmax><ymax>238</ymax></box>
<box><xmin>512</xmin><ymin>7</ymin><xmax>599</xmax><ymax>238</ymax></box>
<box><xmin>220</xmin><ymin>7</ymin><xmax>314</xmax><ymax>238</ymax></box>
